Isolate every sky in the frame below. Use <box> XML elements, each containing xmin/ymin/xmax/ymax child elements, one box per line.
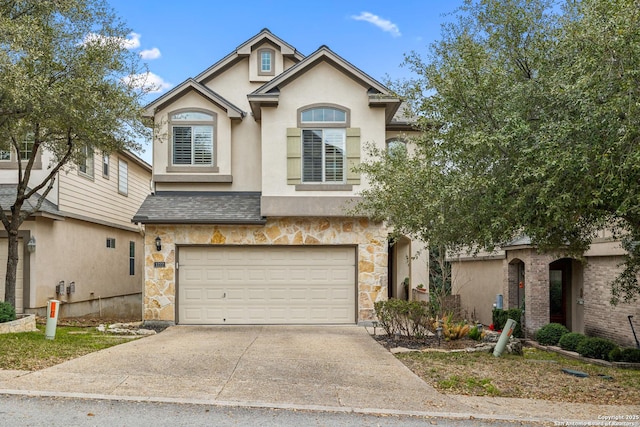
<box><xmin>106</xmin><ymin>0</ymin><xmax>465</xmax><ymax>162</ymax></box>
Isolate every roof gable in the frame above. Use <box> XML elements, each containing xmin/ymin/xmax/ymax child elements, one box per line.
<box><xmin>143</xmin><ymin>78</ymin><xmax>244</xmax><ymax>119</ymax></box>
<box><xmin>195</xmin><ymin>28</ymin><xmax>304</xmax><ymax>84</ymax></box>
<box><xmin>247</xmin><ymin>46</ymin><xmax>401</xmax><ymax>121</ymax></box>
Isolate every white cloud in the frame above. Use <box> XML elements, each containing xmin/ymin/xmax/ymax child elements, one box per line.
<box><xmin>83</xmin><ymin>31</ymin><xmax>141</xmax><ymax>49</ymax></box>
<box><xmin>123</xmin><ymin>72</ymin><xmax>172</xmax><ymax>94</ymax></box>
<box><xmin>140</xmin><ymin>47</ymin><xmax>161</xmax><ymax>60</ymax></box>
<box><xmin>351</xmin><ymin>12</ymin><xmax>401</xmax><ymax>37</ymax></box>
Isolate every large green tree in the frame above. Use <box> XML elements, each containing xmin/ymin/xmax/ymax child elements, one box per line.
<box><xmin>357</xmin><ymin>0</ymin><xmax>640</xmax><ymax>303</ymax></box>
<box><xmin>0</xmin><ymin>0</ymin><xmax>150</xmax><ymax>308</ymax></box>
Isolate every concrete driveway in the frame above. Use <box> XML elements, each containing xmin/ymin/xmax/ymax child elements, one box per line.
<box><xmin>0</xmin><ymin>326</ymin><xmax>472</xmax><ymax>414</ymax></box>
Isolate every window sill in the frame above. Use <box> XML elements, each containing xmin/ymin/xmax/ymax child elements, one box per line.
<box><xmin>166</xmin><ymin>165</ymin><xmax>219</xmax><ymax>173</ymax></box>
<box><xmin>295</xmin><ymin>184</ymin><xmax>353</xmax><ymax>191</ymax></box>
<box><xmin>154</xmin><ymin>174</ymin><xmax>232</xmax><ymax>183</ymax></box>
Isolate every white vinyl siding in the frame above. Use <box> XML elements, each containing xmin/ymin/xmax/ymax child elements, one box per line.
<box><xmin>178</xmin><ymin>246</ymin><xmax>356</xmax><ymax>325</ymax></box>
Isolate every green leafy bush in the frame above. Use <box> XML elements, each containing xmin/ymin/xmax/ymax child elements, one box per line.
<box><xmin>468</xmin><ymin>325</ymin><xmax>482</xmax><ymax>341</ymax></box>
<box><xmin>535</xmin><ymin>323</ymin><xmax>569</xmax><ymax>346</ymax></box>
<box><xmin>374</xmin><ymin>298</ymin><xmax>431</xmax><ymax>338</ymax></box>
<box><xmin>491</xmin><ymin>308</ymin><xmax>523</xmax><ymax>338</ymax></box>
<box><xmin>576</xmin><ymin>337</ymin><xmax>618</xmax><ymax>361</ymax></box>
<box><xmin>558</xmin><ymin>332</ymin><xmax>587</xmax><ymax>352</ymax></box>
<box><xmin>613</xmin><ymin>348</ymin><xmax>640</xmax><ymax>363</ymax></box>
<box><xmin>0</xmin><ymin>301</ymin><xmax>16</xmax><ymax>323</ymax></box>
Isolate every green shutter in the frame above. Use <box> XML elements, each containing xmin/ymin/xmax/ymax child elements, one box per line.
<box><xmin>346</xmin><ymin>127</ymin><xmax>361</xmax><ymax>185</ymax></box>
<box><xmin>287</xmin><ymin>128</ymin><xmax>301</xmax><ymax>184</ymax></box>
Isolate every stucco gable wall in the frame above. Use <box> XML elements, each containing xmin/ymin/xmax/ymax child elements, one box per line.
<box><xmin>261</xmin><ymin>61</ymin><xmax>386</xmax><ymax>198</ymax></box>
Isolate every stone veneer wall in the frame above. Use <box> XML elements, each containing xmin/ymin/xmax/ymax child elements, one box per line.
<box><xmin>144</xmin><ymin>217</ymin><xmax>388</xmax><ymax>323</ymax></box>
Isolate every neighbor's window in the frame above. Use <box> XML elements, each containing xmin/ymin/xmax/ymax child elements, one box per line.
<box><xmin>102</xmin><ymin>152</ymin><xmax>110</xmax><ymax>178</ymax></box>
<box><xmin>258</xmin><ymin>48</ymin><xmax>275</xmax><ymax>76</ymax></box>
<box><xmin>20</xmin><ymin>136</ymin><xmax>35</xmax><ymax>160</ymax></box>
<box><xmin>106</xmin><ymin>237</ymin><xmax>116</xmax><ymax>249</ymax></box>
<box><xmin>171</xmin><ymin>111</ymin><xmax>215</xmax><ymax>166</ymax></box>
<box><xmin>118</xmin><ymin>158</ymin><xmax>128</xmax><ymax>196</ymax></box>
<box><xmin>129</xmin><ymin>241</ymin><xmax>135</xmax><ymax>276</ymax></box>
<box><xmin>300</xmin><ymin>107</ymin><xmax>347</xmax><ymax>183</ymax></box>
<box><xmin>79</xmin><ymin>146</ymin><xmax>94</xmax><ymax>178</ymax></box>
<box><xmin>0</xmin><ymin>150</ymin><xmax>10</xmax><ymax>161</ymax></box>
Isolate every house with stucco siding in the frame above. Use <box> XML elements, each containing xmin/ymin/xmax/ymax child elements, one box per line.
<box><xmin>133</xmin><ymin>29</ymin><xmax>428</xmax><ymax>326</ymax></box>
<box><xmin>0</xmin><ymin>148</ymin><xmax>151</xmax><ymax>319</ymax></box>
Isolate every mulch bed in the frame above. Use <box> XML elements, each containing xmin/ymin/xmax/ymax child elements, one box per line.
<box><xmin>374</xmin><ymin>334</ymin><xmax>483</xmax><ymax>351</ymax></box>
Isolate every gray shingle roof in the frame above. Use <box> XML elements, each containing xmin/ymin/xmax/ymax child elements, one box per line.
<box><xmin>132</xmin><ymin>192</ymin><xmax>266</xmax><ymax>224</ymax></box>
<box><xmin>0</xmin><ymin>184</ymin><xmax>63</xmax><ymax>217</ymax></box>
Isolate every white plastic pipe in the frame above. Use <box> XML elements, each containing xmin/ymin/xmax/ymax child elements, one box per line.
<box><xmin>493</xmin><ymin>318</ymin><xmax>517</xmax><ymax>357</ymax></box>
<box><xmin>45</xmin><ymin>299</ymin><xmax>60</xmax><ymax>340</ymax></box>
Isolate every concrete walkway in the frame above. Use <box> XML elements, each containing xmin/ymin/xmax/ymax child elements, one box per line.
<box><xmin>0</xmin><ymin>326</ymin><xmax>638</xmax><ymax>424</ymax></box>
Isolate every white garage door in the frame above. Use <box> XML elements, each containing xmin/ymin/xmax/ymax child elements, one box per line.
<box><xmin>178</xmin><ymin>246</ymin><xmax>356</xmax><ymax>325</ymax></box>
<box><xmin>0</xmin><ymin>239</ymin><xmax>24</xmax><ymax>314</ymax></box>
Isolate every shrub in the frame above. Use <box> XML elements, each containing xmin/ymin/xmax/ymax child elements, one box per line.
<box><xmin>0</xmin><ymin>301</ymin><xmax>16</xmax><ymax>323</ymax></box>
<box><xmin>535</xmin><ymin>323</ymin><xmax>569</xmax><ymax>346</ymax></box>
<box><xmin>558</xmin><ymin>332</ymin><xmax>588</xmax><ymax>352</ymax></box>
<box><xmin>618</xmin><ymin>348</ymin><xmax>640</xmax><ymax>363</ymax></box>
<box><xmin>491</xmin><ymin>308</ymin><xmax>523</xmax><ymax>338</ymax></box>
<box><xmin>374</xmin><ymin>298</ymin><xmax>431</xmax><ymax>338</ymax></box>
<box><xmin>576</xmin><ymin>337</ymin><xmax>618</xmax><ymax>361</ymax></box>
<box><xmin>609</xmin><ymin>347</ymin><xmax>622</xmax><ymax>362</ymax></box>
<box><xmin>468</xmin><ymin>325</ymin><xmax>482</xmax><ymax>341</ymax></box>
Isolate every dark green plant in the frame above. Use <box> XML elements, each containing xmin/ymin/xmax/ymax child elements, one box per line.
<box><xmin>535</xmin><ymin>323</ymin><xmax>569</xmax><ymax>346</ymax></box>
<box><xmin>374</xmin><ymin>298</ymin><xmax>431</xmax><ymax>338</ymax></box>
<box><xmin>0</xmin><ymin>301</ymin><xmax>16</xmax><ymax>323</ymax></box>
<box><xmin>609</xmin><ymin>346</ymin><xmax>640</xmax><ymax>363</ymax></box>
<box><xmin>491</xmin><ymin>308</ymin><xmax>523</xmax><ymax>338</ymax></box>
<box><xmin>576</xmin><ymin>337</ymin><xmax>618</xmax><ymax>361</ymax></box>
<box><xmin>558</xmin><ymin>332</ymin><xmax>587</xmax><ymax>352</ymax></box>
<box><xmin>468</xmin><ymin>325</ymin><xmax>482</xmax><ymax>341</ymax></box>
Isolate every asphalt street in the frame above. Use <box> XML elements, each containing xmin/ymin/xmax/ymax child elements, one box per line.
<box><xmin>0</xmin><ymin>394</ymin><xmax>548</xmax><ymax>427</ymax></box>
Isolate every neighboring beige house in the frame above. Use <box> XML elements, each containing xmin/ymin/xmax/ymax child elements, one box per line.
<box><xmin>451</xmin><ymin>231</ymin><xmax>640</xmax><ymax>347</ymax></box>
<box><xmin>134</xmin><ymin>29</ymin><xmax>429</xmax><ymax>326</ymax></box>
<box><xmin>0</xmin><ymin>145</ymin><xmax>151</xmax><ymax>319</ymax></box>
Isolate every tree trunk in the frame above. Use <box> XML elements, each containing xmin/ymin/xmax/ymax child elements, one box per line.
<box><xmin>3</xmin><ymin>227</ymin><xmax>20</xmax><ymax>309</ymax></box>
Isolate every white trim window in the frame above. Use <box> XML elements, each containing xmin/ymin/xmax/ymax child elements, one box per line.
<box><xmin>171</xmin><ymin>111</ymin><xmax>214</xmax><ymax>166</ymax></box>
<box><xmin>102</xmin><ymin>152</ymin><xmax>110</xmax><ymax>178</ymax></box>
<box><xmin>79</xmin><ymin>146</ymin><xmax>94</xmax><ymax>178</ymax></box>
<box><xmin>300</xmin><ymin>107</ymin><xmax>347</xmax><ymax>183</ymax></box>
<box><xmin>118</xmin><ymin>158</ymin><xmax>128</xmax><ymax>196</ymax></box>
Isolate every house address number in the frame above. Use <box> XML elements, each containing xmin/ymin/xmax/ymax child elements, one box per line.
<box><xmin>154</xmin><ymin>262</ymin><xmax>166</xmax><ymax>268</ymax></box>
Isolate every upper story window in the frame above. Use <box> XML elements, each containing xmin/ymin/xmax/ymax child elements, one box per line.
<box><xmin>299</xmin><ymin>106</ymin><xmax>349</xmax><ymax>184</ymax></box>
<box><xmin>102</xmin><ymin>152</ymin><xmax>110</xmax><ymax>178</ymax></box>
<box><xmin>78</xmin><ymin>146</ymin><xmax>94</xmax><ymax>178</ymax></box>
<box><xmin>118</xmin><ymin>158</ymin><xmax>128</xmax><ymax>196</ymax></box>
<box><xmin>0</xmin><ymin>134</ymin><xmax>34</xmax><ymax>161</ymax></box>
<box><xmin>170</xmin><ymin>110</ymin><xmax>215</xmax><ymax>166</ymax></box>
<box><xmin>258</xmin><ymin>48</ymin><xmax>275</xmax><ymax>76</ymax></box>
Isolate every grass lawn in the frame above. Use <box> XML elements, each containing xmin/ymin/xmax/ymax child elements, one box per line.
<box><xmin>0</xmin><ymin>325</ymin><xmax>140</xmax><ymax>371</ymax></box>
<box><xmin>397</xmin><ymin>347</ymin><xmax>640</xmax><ymax>405</ymax></box>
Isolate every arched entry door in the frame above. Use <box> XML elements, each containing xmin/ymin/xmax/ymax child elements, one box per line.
<box><xmin>549</xmin><ymin>258</ymin><xmax>571</xmax><ymax>326</ymax></box>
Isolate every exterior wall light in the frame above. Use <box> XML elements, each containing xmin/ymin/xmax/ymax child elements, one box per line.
<box><xmin>27</xmin><ymin>236</ymin><xmax>36</xmax><ymax>253</ymax></box>
<box><xmin>155</xmin><ymin>236</ymin><xmax>162</xmax><ymax>251</ymax></box>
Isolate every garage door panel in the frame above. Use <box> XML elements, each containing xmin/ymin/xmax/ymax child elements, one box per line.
<box><xmin>178</xmin><ymin>246</ymin><xmax>356</xmax><ymax>325</ymax></box>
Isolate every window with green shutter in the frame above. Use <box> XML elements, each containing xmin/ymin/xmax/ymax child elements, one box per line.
<box><xmin>288</xmin><ymin>106</ymin><xmax>360</xmax><ymax>186</ymax></box>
